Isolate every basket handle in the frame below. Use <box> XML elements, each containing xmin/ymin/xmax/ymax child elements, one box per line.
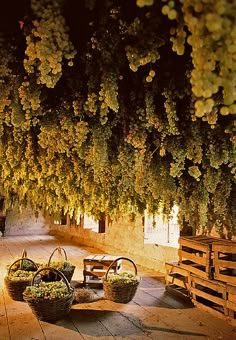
<box><xmin>22</xmin><ymin>249</ymin><xmax>27</xmax><ymax>258</ymax></box>
<box><xmin>20</xmin><ymin>249</ymin><xmax>28</xmax><ymax>269</ymax></box>
<box><xmin>8</xmin><ymin>258</ymin><xmax>38</xmax><ymax>275</ymax></box>
<box><xmin>48</xmin><ymin>247</ymin><xmax>68</xmax><ymax>267</ymax></box>
<box><xmin>104</xmin><ymin>256</ymin><xmax>137</xmax><ymax>281</ymax></box>
<box><xmin>31</xmin><ymin>267</ymin><xmax>72</xmax><ymax>293</ymax></box>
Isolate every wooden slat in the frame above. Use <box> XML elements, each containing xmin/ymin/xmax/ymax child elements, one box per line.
<box><xmin>215</xmin><ymin>258</ymin><xmax>236</xmax><ymax>269</ymax></box>
<box><xmin>165</xmin><ymin>274</ymin><xmax>189</xmax><ymax>289</ymax></box>
<box><xmin>191</xmin><ymin>275</ymin><xmax>226</xmax><ymax>293</ymax></box>
<box><xmin>227</xmin><ymin>300</ymin><xmax>236</xmax><ymax>312</ymax></box>
<box><xmin>179</xmin><ymin>235</ymin><xmax>220</xmax><ymax>243</ymax></box>
<box><xmin>83</xmin><ymin>254</ymin><xmax>95</xmax><ymax>260</ymax></box>
<box><xmin>227</xmin><ymin>284</ymin><xmax>236</xmax><ymax>294</ymax></box>
<box><xmin>83</xmin><ymin>261</ymin><xmax>117</xmax><ymax>268</ymax></box>
<box><xmin>212</xmin><ymin>243</ymin><xmax>236</xmax><ymax>252</ymax></box>
<box><xmin>179</xmin><ymin>262</ymin><xmax>209</xmax><ymax>279</ymax></box>
<box><xmin>84</xmin><ymin>270</ymin><xmax>107</xmax><ymax>277</ymax></box>
<box><xmin>178</xmin><ymin>250</ymin><xmax>209</xmax><ymax>266</ymax></box>
<box><xmin>214</xmin><ymin>272</ymin><xmax>236</xmax><ymax>285</ymax></box>
<box><xmin>191</xmin><ymin>287</ymin><xmax>226</xmax><ymax>307</ymax></box>
<box><xmin>165</xmin><ymin>262</ymin><xmax>190</xmax><ymax>277</ymax></box>
<box><xmin>179</xmin><ymin>239</ymin><xmax>212</xmax><ymax>252</ymax></box>
<box><xmin>228</xmin><ymin>293</ymin><xmax>236</xmax><ymax>303</ymax></box>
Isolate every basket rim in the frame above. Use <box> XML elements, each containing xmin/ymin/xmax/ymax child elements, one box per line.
<box><xmin>23</xmin><ymin>290</ymin><xmax>73</xmax><ymax>302</ymax></box>
<box><xmin>7</xmin><ymin>258</ymin><xmax>38</xmax><ymax>275</ymax></box>
<box><xmin>30</xmin><ymin>266</ymin><xmax>72</xmax><ymax>290</ymax></box>
<box><xmin>4</xmin><ymin>275</ymin><xmax>33</xmax><ymax>282</ymax></box>
<box><xmin>103</xmin><ymin>278</ymin><xmax>140</xmax><ymax>285</ymax></box>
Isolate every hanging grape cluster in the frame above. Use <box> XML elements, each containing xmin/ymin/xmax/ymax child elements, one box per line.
<box><xmin>24</xmin><ymin>0</ymin><xmax>76</xmax><ymax>88</ymax></box>
<box><xmin>181</xmin><ymin>0</ymin><xmax>236</xmax><ymax>130</ymax></box>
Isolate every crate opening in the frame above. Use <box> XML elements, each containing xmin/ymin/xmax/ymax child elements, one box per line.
<box><xmin>195</xmin><ymin>295</ymin><xmax>225</xmax><ymax>314</ymax></box>
<box><xmin>182</xmin><ymin>246</ymin><xmax>204</xmax><ymax>255</ymax></box>
<box><xmin>181</xmin><ymin>260</ymin><xmax>208</xmax><ymax>271</ymax></box>
<box><xmin>195</xmin><ymin>283</ymin><xmax>223</xmax><ymax>298</ymax></box>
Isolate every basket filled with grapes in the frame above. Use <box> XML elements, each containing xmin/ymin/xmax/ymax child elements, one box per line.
<box><xmin>42</xmin><ymin>246</ymin><xmax>75</xmax><ymax>282</ymax></box>
<box><xmin>103</xmin><ymin>257</ymin><xmax>139</xmax><ymax>303</ymax></box>
<box><xmin>23</xmin><ymin>267</ymin><xmax>74</xmax><ymax>322</ymax></box>
<box><xmin>6</xmin><ymin>249</ymin><xmax>37</xmax><ymax>272</ymax></box>
<box><xmin>4</xmin><ymin>258</ymin><xmax>38</xmax><ymax>301</ymax></box>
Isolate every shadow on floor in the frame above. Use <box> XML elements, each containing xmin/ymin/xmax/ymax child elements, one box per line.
<box><xmin>55</xmin><ymin>309</ymin><xmax>207</xmax><ymax>338</ymax></box>
<box><xmin>60</xmin><ymin>309</ymin><xmax>146</xmax><ymax>337</ymax></box>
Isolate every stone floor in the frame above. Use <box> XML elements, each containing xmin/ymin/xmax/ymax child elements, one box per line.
<box><xmin>0</xmin><ymin>234</ymin><xmax>235</xmax><ymax>340</ymax></box>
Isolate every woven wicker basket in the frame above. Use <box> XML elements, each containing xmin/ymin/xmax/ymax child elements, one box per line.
<box><xmin>45</xmin><ymin>247</ymin><xmax>75</xmax><ymax>282</ymax></box>
<box><xmin>43</xmin><ymin>247</ymin><xmax>75</xmax><ymax>282</ymax></box>
<box><xmin>103</xmin><ymin>257</ymin><xmax>139</xmax><ymax>303</ymax></box>
<box><xmin>23</xmin><ymin>267</ymin><xmax>74</xmax><ymax>322</ymax></box>
<box><xmin>4</xmin><ymin>258</ymin><xmax>38</xmax><ymax>301</ymax></box>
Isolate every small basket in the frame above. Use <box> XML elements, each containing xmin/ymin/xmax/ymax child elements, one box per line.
<box><xmin>46</xmin><ymin>247</ymin><xmax>75</xmax><ymax>282</ymax></box>
<box><xmin>103</xmin><ymin>257</ymin><xmax>139</xmax><ymax>303</ymax></box>
<box><xmin>4</xmin><ymin>258</ymin><xmax>38</xmax><ymax>301</ymax></box>
<box><xmin>23</xmin><ymin>267</ymin><xmax>74</xmax><ymax>322</ymax></box>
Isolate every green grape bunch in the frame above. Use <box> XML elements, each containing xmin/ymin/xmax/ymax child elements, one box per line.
<box><xmin>24</xmin><ymin>0</ymin><xmax>76</xmax><ymax>88</ymax></box>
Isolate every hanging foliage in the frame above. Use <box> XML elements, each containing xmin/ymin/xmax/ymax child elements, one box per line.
<box><xmin>0</xmin><ymin>0</ymin><xmax>235</xmax><ymax>235</ymax></box>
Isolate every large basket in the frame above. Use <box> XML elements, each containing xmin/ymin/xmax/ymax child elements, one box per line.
<box><xmin>46</xmin><ymin>247</ymin><xmax>75</xmax><ymax>282</ymax></box>
<box><xmin>103</xmin><ymin>257</ymin><xmax>139</xmax><ymax>303</ymax></box>
<box><xmin>23</xmin><ymin>267</ymin><xmax>74</xmax><ymax>322</ymax></box>
<box><xmin>4</xmin><ymin>258</ymin><xmax>38</xmax><ymax>301</ymax></box>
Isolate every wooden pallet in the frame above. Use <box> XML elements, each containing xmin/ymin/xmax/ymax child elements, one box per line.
<box><xmin>83</xmin><ymin>254</ymin><xmax>121</xmax><ymax>287</ymax></box>
<box><xmin>190</xmin><ymin>274</ymin><xmax>227</xmax><ymax>320</ymax></box>
<box><xmin>213</xmin><ymin>241</ymin><xmax>236</xmax><ymax>285</ymax></box>
<box><xmin>178</xmin><ymin>236</ymin><xmax>221</xmax><ymax>279</ymax></box>
<box><xmin>226</xmin><ymin>284</ymin><xmax>236</xmax><ymax>326</ymax></box>
<box><xmin>165</xmin><ymin>262</ymin><xmax>191</xmax><ymax>302</ymax></box>
<box><xmin>165</xmin><ymin>262</ymin><xmax>191</xmax><ymax>290</ymax></box>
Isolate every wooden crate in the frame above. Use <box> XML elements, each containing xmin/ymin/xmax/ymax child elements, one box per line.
<box><xmin>83</xmin><ymin>254</ymin><xmax>121</xmax><ymax>287</ymax></box>
<box><xmin>165</xmin><ymin>262</ymin><xmax>191</xmax><ymax>290</ymax></box>
<box><xmin>226</xmin><ymin>284</ymin><xmax>236</xmax><ymax>326</ymax></box>
<box><xmin>178</xmin><ymin>236</ymin><xmax>221</xmax><ymax>279</ymax></box>
<box><xmin>190</xmin><ymin>274</ymin><xmax>228</xmax><ymax>320</ymax></box>
<box><xmin>165</xmin><ymin>262</ymin><xmax>191</xmax><ymax>302</ymax></box>
<box><xmin>213</xmin><ymin>241</ymin><xmax>236</xmax><ymax>285</ymax></box>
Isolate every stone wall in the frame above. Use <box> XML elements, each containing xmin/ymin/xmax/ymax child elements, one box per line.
<box><xmin>5</xmin><ymin>206</ymin><xmax>49</xmax><ymax>236</ymax></box>
<box><xmin>49</xmin><ymin>215</ymin><xmax>179</xmax><ymax>273</ymax></box>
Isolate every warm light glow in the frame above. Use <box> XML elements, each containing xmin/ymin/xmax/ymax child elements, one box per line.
<box><xmin>144</xmin><ymin>205</ymin><xmax>179</xmax><ymax>246</ymax></box>
<box><xmin>83</xmin><ymin>214</ymin><xmax>99</xmax><ymax>232</ymax></box>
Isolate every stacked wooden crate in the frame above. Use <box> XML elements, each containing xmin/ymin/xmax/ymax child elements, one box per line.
<box><xmin>178</xmin><ymin>235</ymin><xmax>218</xmax><ymax>279</ymax></box>
<box><xmin>165</xmin><ymin>235</ymin><xmax>236</xmax><ymax>326</ymax></box>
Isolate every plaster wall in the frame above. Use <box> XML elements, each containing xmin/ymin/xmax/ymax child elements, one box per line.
<box><xmin>5</xmin><ymin>206</ymin><xmax>49</xmax><ymax>236</ymax></box>
<box><xmin>49</xmin><ymin>215</ymin><xmax>179</xmax><ymax>273</ymax></box>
